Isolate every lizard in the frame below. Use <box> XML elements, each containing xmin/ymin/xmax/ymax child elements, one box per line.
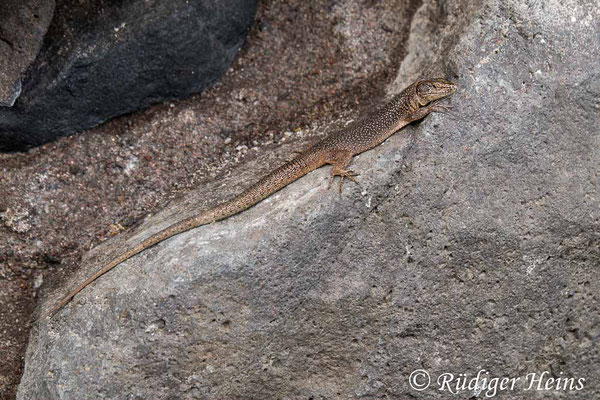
<box><xmin>45</xmin><ymin>78</ymin><xmax>457</xmax><ymax>318</ymax></box>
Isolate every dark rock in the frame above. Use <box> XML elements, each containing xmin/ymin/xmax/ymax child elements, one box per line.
<box><xmin>18</xmin><ymin>0</ymin><xmax>600</xmax><ymax>399</ymax></box>
<box><xmin>0</xmin><ymin>0</ymin><xmax>257</xmax><ymax>151</ymax></box>
<box><xmin>0</xmin><ymin>0</ymin><xmax>55</xmax><ymax>107</ymax></box>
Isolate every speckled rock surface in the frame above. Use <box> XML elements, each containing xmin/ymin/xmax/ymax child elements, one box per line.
<box><xmin>17</xmin><ymin>0</ymin><xmax>599</xmax><ymax>398</ymax></box>
<box><xmin>0</xmin><ymin>0</ymin><xmax>256</xmax><ymax>151</ymax></box>
<box><xmin>0</xmin><ymin>0</ymin><xmax>54</xmax><ymax>107</ymax></box>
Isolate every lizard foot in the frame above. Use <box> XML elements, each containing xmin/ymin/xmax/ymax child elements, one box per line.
<box><xmin>328</xmin><ymin>168</ymin><xmax>359</xmax><ymax>193</ymax></box>
<box><xmin>429</xmin><ymin>100</ymin><xmax>453</xmax><ymax>113</ymax></box>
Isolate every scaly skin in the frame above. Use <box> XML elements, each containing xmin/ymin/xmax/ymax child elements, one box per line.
<box><xmin>46</xmin><ymin>78</ymin><xmax>457</xmax><ymax>317</ymax></box>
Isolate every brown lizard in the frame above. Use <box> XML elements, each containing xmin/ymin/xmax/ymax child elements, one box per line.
<box><xmin>46</xmin><ymin>78</ymin><xmax>456</xmax><ymax>317</ymax></box>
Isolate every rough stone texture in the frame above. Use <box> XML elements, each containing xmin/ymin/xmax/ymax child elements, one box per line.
<box><xmin>0</xmin><ymin>0</ymin><xmax>415</xmax><ymax>397</ymax></box>
<box><xmin>0</xmin><ymin>0</ymin><xmax>55</xmax><ymax>107</ymax></box>
<box><xmin>0</xmin><ymin>0</ymin><xmax>256</xmax><ymax>151</ymax></box>
<box><xmin>18</xmin><ymin>0</ymin><xmax>600</xmax><ymax>399</ymax></box>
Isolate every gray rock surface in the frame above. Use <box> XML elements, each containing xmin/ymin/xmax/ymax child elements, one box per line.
<box><xmin>0</xmin><ymin>0</ymin><xmax>256</xmax><ymax>151</ymax></box>
<box><xmin>18</xmin><ymin>0</ymin><xmax>599</xmax><ymax>399</ymax></box>
<box><xmin>0</xmin><ymin>0</ymin><xmax>55</xmax><ymax>107</ymax></box>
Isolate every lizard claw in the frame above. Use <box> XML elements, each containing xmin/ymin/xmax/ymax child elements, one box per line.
<box><xmin>329</xmin><ymin>169</ymin><xmax>360</xmax><ymax>193</ymax></box>
<box><xmin>429</xmin><ymin>99</ymin><xmax>453</xmax><ymax>113</ymax></box>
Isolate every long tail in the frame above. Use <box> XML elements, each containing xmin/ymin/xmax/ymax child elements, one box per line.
<box><xmin>44</xmin><ymin>151</ymin><xmax>324</xmax><ymax>318</ymax></box>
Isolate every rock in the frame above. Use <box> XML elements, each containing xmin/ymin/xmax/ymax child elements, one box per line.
<box><xmin>0</xmin><ymin>0</ymin><xmax>55</xmax><ymax>107</ymax></box>
<box><xmin>18</xmin><ymin>0</ymin><xmax>600</xmax><ymax>399</ymax></box>
<box><xmin>0</xmin><ymin>0</ymin><xmax>257</xmax><ymax>151</ymax></box>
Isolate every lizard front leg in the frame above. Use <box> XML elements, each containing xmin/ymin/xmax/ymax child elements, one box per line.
<box><xmin>407</xmin><ymin>100</ymin><xmax>452</xmax><ymax>123</ymax></box>
<box><xmin>326</xmin><ymin>150</ymin><xmax>359</xmax><ymax>193</ymax></box>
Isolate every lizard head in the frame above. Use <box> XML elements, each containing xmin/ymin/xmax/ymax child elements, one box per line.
<box><xmin>415</xmin><ymin>79</ymin><xmax>457</xmax><ymax>105</ymax></box>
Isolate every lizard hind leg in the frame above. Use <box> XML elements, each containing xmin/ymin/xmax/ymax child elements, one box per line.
<box><xmin>326</xmin><ymin>150</ymin><xmax>359</xmax><ymax>193</ymax></box>
<box><xmin>329</xmin><ymin>167</ymin><xmax>359</xmax><ymax>193</ymax></box>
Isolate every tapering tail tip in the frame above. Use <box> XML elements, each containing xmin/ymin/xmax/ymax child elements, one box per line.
<box><xmin>35</xmin><ymin>294</ymin><xmax>72</xmax><ymax>322</ymax></box>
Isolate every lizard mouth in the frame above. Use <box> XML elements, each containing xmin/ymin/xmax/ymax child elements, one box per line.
<box><xmin>416</xmin><ymin>79</ymin><xmax>457</xmax><ymax>104</ymax></box>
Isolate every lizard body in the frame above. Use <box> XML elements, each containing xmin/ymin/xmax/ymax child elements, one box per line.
<box><xmin>47</xmin><ymin>78</ymin><xmax>456</xmax><ymax>317</ymax></box>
